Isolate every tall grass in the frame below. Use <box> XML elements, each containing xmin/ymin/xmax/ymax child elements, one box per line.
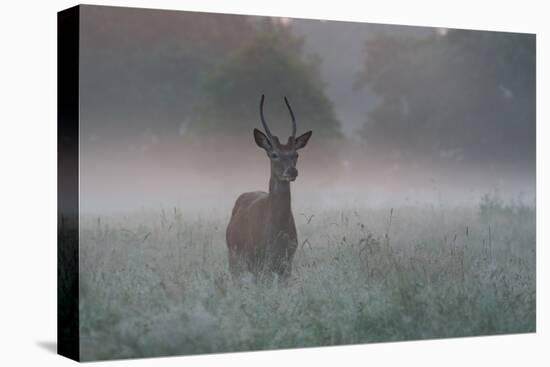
<box><xmin>78</xmin><ymin>199</ymin><xmax>535</xmax><ymax>361</ymax></box>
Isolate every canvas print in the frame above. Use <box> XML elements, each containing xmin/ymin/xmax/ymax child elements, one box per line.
<box><xmin>58</xmin><ymin>4</ymin><xmax>536</xmax><ymax>361</ymax></box>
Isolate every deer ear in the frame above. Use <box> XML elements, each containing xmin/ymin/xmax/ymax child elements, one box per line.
<box><xmin>294</xmin><ymin>131</ymin><xmax>312</xmax><ymax>150</ymax></box>
<box><xmin>254</xmin><ymin>128</ymin><xmax>272</xmax><ymax>151</ymax></box>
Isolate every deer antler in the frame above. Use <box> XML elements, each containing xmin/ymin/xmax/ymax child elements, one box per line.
<box><xmin>260</xmin><ymin>94</ymin><xmax>274</xmax><ymax>143</ymax></box>
<box><xmin>284</xmin><ymin>96</ymin><xmax>297</xmax><ymax>140</ymax></box>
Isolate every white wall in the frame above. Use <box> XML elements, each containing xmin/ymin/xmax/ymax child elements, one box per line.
<box><xmin>0</xmin><ymin>0</ymin><xmax>548</xmax><ymax>366</ymax></box>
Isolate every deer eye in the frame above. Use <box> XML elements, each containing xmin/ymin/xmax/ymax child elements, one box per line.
<box><xmin>269</xmin><ymin>152</ymin><xmax>279</xmax><ymax>159</ymax></box>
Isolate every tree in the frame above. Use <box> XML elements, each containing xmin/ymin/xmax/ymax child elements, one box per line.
<box><xmin>80</xmin><ymin>7</ymin><xmax>257</xmax><ymax>140</ymax></box>
<box><xmin>355</xmin><ymin>29</ymin><xmax>535</xmax><ymax>169</ymax></box>
<box><xmin>188</xmin><ymin>20</ymin><xmax>342</xmax><ymax>140</ymax></box>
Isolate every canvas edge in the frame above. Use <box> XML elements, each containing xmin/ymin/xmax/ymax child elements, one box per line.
<box><xmin>57</xmin><ymin>4</ymin><xmax>81</xmax><ymax>362</ymax></box>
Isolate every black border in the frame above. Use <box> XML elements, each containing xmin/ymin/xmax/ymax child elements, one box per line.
<box><xmin>57</xmin><ymin>5</ymin><xmax>80</xmax><ymax>361</ymax></box>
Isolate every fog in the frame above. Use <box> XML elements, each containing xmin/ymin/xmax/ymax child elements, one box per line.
<box><xmin>78</xmin><ymin>5</ymin><xmax>535</xmax><ymax>213</ymax></box>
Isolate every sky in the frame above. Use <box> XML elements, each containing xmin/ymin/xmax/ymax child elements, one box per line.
<box><xmin>76</xmin><ymin>5</ymin><xmax>536</xmax><ymax>213</ymax></box>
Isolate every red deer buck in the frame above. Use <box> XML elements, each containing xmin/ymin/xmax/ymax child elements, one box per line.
<box><xmin>226</xmin><ymin>95</ymin><xmax>312</xmax><ymax>279</ymax></box>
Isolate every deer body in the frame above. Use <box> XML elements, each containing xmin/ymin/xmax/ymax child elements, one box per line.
<box><xmin>226</xmin><ymin>95</ymin><xmax>312</xmax><ymax>279</ymax></box>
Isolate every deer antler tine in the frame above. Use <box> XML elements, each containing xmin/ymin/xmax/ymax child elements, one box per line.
<box><xmin>284</xmin><ymin>96</ymin><xmax>297</xmax><ymax>139</ymax></box>
<box><xmin>260</xmin><ymin>94</ymin><xmax>274</xmax><ymax>142</ymax></box>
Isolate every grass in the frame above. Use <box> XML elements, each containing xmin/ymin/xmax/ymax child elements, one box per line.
<box><xmin>77</xmin><ymin>198</ymin><xmax>535</xmax><ymax>361</ymax></box>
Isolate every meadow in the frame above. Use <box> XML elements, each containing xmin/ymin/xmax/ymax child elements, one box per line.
<box><xmin>78</xmin><ymin>194</ymin><xmax>535</xmax><ymax>361</ymax></box>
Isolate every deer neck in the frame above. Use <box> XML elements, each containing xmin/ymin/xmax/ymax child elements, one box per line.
<box><xmin>268</xmin><ymin>177</ymin><xmax>292</xmax><ymax>223</ymax></box>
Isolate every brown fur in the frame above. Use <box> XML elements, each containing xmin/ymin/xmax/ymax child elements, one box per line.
<box><xmin>226</xmin><ymin>179</ymin><xmax>298</xmax><ymax>278</ymax></box>
<box><xmin>225</xmin><ymin>96</ymin><xmax>311</xmax><ymax>279</ymax></box>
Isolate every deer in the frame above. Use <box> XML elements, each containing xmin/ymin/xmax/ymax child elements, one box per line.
<box><xmin>226</xmin><ymin>95</ymin><xmax>312</xmax><ymax>280</ymax></box>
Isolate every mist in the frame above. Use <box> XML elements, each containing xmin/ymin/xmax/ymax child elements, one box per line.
<box><xmin>78</xmin><ymin>5</ymin><xmax>535</xmax><ymax>213</ymax></box>
<box><xmin>71</xmin><ymin>7</ymin><xmax>536</xmax><ymax>359</ymax></box>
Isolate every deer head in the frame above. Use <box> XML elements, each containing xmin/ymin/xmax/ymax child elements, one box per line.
<box><xmin>253</xmin><ymin>95</ymin><xmax>312</xmax><ymax>182</ymax></box>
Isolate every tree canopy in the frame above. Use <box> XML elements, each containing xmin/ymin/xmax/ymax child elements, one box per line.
<box><xmin>80</xmin><ymin>7</ymin><xmax>256</xmax><ymax>139</ymax></box>
<box><xmin>355</xmin><ymin>29</ymin><xmax>535</xmax><ymax>167</ymax></box>
<box><xmin>188</xmin><ymin>20</ymin><xmax>342</xmax><ymax>140</ymax></box>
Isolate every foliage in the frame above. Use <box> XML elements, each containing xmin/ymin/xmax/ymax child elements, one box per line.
<box><xmin>188</xmin><ymin>20</ymin><xmax>341</xmax><ymax>139</ymax></box>
<box><xmin>80</xmin><ymin>8</ymin><xmax>256</xmax><ymax>137</ymax></box>
<box><xmin>355</xmin><ymin>29</ymin><xmax>535</xmax><ymax>166</ymax></box>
